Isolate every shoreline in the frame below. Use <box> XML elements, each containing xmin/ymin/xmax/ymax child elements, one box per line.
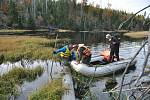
<box><xmin>124</xmin><ymin>31</ymin><xmax>148</xmax><ymax>39</ymax></box>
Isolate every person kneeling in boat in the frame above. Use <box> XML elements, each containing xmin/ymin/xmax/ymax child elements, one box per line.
<box><xmin>53</xmin><ymin>44</ymin><xmax>76</xmax><ymax>64</ymax></box>
<box><xmin>74</xmin><ymin>44</ymin><xmax>92</xmax><ymax>65</ymax></box>
<box><xmin>106</xmin><ymin>34</ymin><xmax>120</xmax><ymax>62</ymax></box>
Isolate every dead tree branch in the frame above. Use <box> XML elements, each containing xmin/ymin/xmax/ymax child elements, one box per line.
<box><xmin>118</xmin><ymin>5</ymin><xmax>150</xmax><ymax>30</ymax></box>
<box><xmin>117</xmin><ymin>40</ymin><xmax>148</xmax><ymax>99</ymax></box>
<box><xmin>137</xmin><ymin>86</ymin><xmax>150</xmax><ymax>100</ymax></box>
<box><xmin>134</xmin><ymin>53</ymin><xmax>150</xmax><ymax>85</ymax></box>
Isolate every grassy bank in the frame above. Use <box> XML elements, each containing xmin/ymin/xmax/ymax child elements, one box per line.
<box><xmin>124</xmin><ymin>31</ymin><xmax>148</xmax><ymax>39</ymax></box>
<box><xmin>0</xmin><ymin>66</ymin><xmax>44</xmax><ymax>99</ymax></box>
<box><xmin>0</xmin><ymin>35</ymin><xmax>70</xmax><ymax>63</ymax></box>
<box><xmin>0</xmin><ymin>29</ymin><xmax>49</xmax><ymax>33</ymax></box>
<box><xmin>29</xmin><ymin>78</ymin><xmax>66</xmax><ymax>100</ymax></box>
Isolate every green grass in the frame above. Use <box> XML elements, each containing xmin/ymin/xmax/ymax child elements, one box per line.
<box><xmin>0</xmin><ymin>66</ymin><xmax>44</xmax><ymax>98</ymax></box>
<box><xmin>0</xmin><ymin>35</ymin><xmax>70</xmax><ymax>62</ymax></box>
<box><xmin>29</xmin><ymin>78</ymin><xmax>66</xmax><ymax>100</ymax></box>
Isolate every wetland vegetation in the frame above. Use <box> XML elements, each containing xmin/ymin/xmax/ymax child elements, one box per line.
<box><xmin>0</xmin><ymin>66</ymin><xmax>44</xmax><ymax>99</ymax></box>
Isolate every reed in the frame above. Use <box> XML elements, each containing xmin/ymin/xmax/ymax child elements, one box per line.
<box><xmin>0</xmin><ymin>66</ymin><xmax>44</xmax><ymax>98</ymax></box>
<box><xmin>0</xmin><ymin>35</ymin><xmax>70</xmax><ymax>63</ymax></box>
<box><xmin>29</xmin><ymin>78</ymin><xmax>66</xmax><ymax>100</ymax></box>
<box><xmin>124</xmin><ymin>31</ymin><xmax>148</xmax><ymax>39</ymax></box>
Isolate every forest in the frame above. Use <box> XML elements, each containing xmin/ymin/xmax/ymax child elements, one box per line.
<box><xmin>0</xmin><ymin>0</ymin><xmax>150</xmax><ymax>31</ymax></box>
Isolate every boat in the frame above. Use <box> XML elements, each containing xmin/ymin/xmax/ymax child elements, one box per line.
<box><xmin>70</xmin><ymin>55</ymin><xmax>137</xmax><ymax>77</ymax></box>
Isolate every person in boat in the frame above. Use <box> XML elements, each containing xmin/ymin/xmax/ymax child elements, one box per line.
<box><xmin>106</xmin><ymin>34</ymin><xmax>120</xmax><ymax>62</ymax></box>
<box><xmin>53</xmin><ymin>44</ymin><xmax>77</xmax><ymax>63</ymax></box>
<box><xmin>74</xmin><ymin>44</ymin><xmax>92</xmax><ymax>65</ymax></box>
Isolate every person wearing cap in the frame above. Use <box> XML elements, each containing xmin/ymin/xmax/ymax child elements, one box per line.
<box><xmin>53</xmin><ymin>44</ymin><xmax>76</xmax><ymax>62</ymax></box>
<box><xmin>74</xmin><ymin>44</ymin><xmax>92</xmax><ymax>65</ymax></box>
<box><xmin>106</xmin><ymin>34</ymin><xmax>120</xmax><ymax>62</ymax></box>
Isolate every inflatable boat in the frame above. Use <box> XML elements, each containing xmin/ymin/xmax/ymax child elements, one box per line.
<box><xmin>70</xmin><ymin>56</ymin><xmax>137</xmax><ymax>77</ymax></box>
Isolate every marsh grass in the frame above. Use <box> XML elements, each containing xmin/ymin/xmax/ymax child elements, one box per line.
<box><xmin>124</xmin><ymin>31</ymin><xmax>148</xmax><ymax>39</ymax></box>
<box><xmin>0</xmin><ymin>35</ymin><xmax>70</xmax><ymax>62</ymax></box>
<box><xmin>0</xmin><ymin>29</ymin><xmax>49</xmax><ymax>33</ymax></box>
<box><xmin>29</xmin><ymin>78</ymin><xmax>66</xmax><ymax>100</ymax></box>
<box><xmin>0</xmin><ymin>66</ymin><xmax>44</xmax><ymax>98</ymax></box>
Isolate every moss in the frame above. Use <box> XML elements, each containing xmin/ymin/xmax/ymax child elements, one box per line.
<box><xmin>29</xmin><ymin>78</ymin><xmax>66</xmax><ymax>100</ymax></box>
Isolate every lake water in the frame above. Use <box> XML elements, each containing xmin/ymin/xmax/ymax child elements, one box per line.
<box><xmin>0</xmin><ymin>32</ymin><xmax>150</xmax><ymax>99</ymax></box>
<box><xmin>66</xmin><ymin>32</ymin><xmax>150</xmax><ymax>99</ymax></box>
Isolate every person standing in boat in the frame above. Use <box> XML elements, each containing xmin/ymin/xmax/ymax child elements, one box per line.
<box><xmin>74</xmin><ymin>44</ymin><xmax>92</xmax><ymax>65</ymax></box>
<box><xmin>53</xmin><ymin>44</ymin><xmax>76</xmax><ymax>63</ymax></box>
<box><xmin>106</xmin><ymin>34</ymin><xmax>120</xmax><ymax>62</ymax></box>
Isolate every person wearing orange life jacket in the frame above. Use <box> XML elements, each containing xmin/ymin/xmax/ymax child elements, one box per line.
<box><xmin>53</xmin><ymin>44</ymin><xmax>76</xmax><ymax>62</ymax></box>
<box><xmin>75</xmin><ymin>44</ymin><xmax>92</xmax><ymax>65</ymax></box>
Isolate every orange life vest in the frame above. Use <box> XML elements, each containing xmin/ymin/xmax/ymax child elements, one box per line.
<box><xmin>100</xmin><ymin>50</ymin><xmax>110</xmax><ymax>61</ymax></box>
<box><xmin>81</xmin><ymin>46</ymin><xmax>91</xmax><ymax>57</ymax></box>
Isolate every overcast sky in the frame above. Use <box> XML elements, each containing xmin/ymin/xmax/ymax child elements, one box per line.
<box><xmin>77</xmin><ymin>0</ymin><xmax>150</xmax><ymax>16</ymax></box>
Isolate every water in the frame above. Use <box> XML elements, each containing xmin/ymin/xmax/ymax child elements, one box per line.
<box><xmin>90</xmin><ymin>41</ymin><xmax>150</xmax><ymax>99</ymax></box>
<box><xmin>15</xmin><ymin>60</ymin><xmax>63</xmax><ymax>100</ymax></box>
<box><xmin>0</xmin><ymin>32</ymin><xmax>150</xmax><ymax>99</ymax></box>
<box><xmin>65</xmin><ymin>32</ymin><xmax>149</xmax><ymax>99</ymax></box>
<box><xmin>73</xmin><ymin>32</ymin><xmax>150</xmax><ymax>99</ymax></box>
<box><xmin>0</xmin><ymin>60</ymin><xmax>63</xmax><ymax>100</ymax></box>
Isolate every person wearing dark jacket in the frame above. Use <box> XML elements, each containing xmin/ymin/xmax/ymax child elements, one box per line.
<box><xmin>106</xmin><ymin>34</ymin><xmax>120</xmax><ymax>62</ymax></box>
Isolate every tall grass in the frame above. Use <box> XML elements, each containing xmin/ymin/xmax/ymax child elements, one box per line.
<box><xmin>29</xmin><ymin>78</ymin><xmax>66</xmax><ymax>100</ymax></box>
<box><xmin>0</xmin><ymin>35</ymin><xmax>70</xmax><ymax>63</ymax></box>
<box><xmin>124</xmin><ymin>31</ymin><xmax>148</xmax><ymax>39</ymax></box>
<box><xmin>0</xmin><ymin>66</ymin><xmax>44</xmax><ymax>98</ymax></box>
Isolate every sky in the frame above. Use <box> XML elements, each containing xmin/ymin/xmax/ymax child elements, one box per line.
<box><xmin>77</xmin><ymin>0</ymin><xmax>150</xmax><ymax>16</ymax></box>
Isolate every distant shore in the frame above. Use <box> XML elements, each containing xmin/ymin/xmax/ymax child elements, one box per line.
<box><xmin>124</xmin><ymin>31</ymin><xmax>148</xmax><ymax>39</ymax></box>
<box><xmin>0</xmin><ymin>29</ymin><xmax>149</xmax><ymax>39</ymax></box>
<box><xmin>0</xmin><ymin>29</ymin><xmax>128</xmax><ymax>33</ymax></box>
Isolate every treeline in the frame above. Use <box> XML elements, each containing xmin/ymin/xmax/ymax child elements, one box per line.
<box><xmin>0</xmin><ymin>0</ymin><xmax>149</xmax><ymax>31</ymax></box>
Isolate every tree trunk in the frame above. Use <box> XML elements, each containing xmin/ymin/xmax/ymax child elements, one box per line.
<box><xmin>32</xmin><ymin>0</ymin><xmax>36</xmax><ymax>20</ymax></box>
<box><xmin>46</xmin><ymin>0</ymin><xmax>48</xmax><ymax>13</ymax></box>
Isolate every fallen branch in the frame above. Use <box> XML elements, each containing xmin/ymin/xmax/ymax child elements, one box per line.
<box><xmin>137</xmin><ymin>86</ymin><xmax>150</xmax><ymax>100</ymax></box>
<box><xmin>134</xmin><ymin>53</ymin><xmax>150</xmax><ymax>85</ymax></box>
<box><xmin>102</xmin><ymin>86</ymin><xmax>149</xmax><ymax>94</ymax></box>
<box><xmin>117</xmin><ymin>40</ymin><xmax>148</xmax><ymax>99</ymax></box>
<box><xmin>118</xmin><ymin>5</ymin><xmax>150</xmax><ymax>30</ymax></box>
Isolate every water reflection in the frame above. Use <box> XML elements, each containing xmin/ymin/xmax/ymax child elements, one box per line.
<box><xmin>0</xmin><ymin>60</ymin><xmax>63</xmax><ymax>100</ymax></box>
